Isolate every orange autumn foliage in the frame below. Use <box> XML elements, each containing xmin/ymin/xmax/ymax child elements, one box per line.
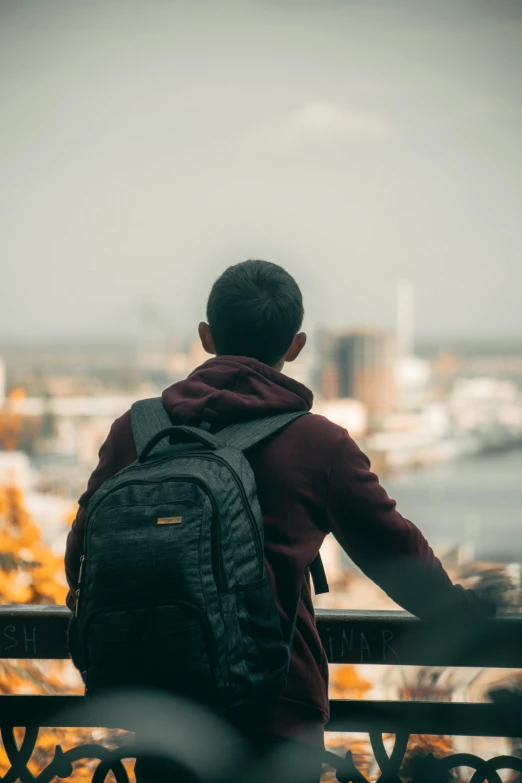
<box><xmin>0</xmin><ymin>485</ymin><xmax>67</xmax><ymax>605</ymax></box>
<box><xmin>329</xmin><ymin>664</ymin><xmax>372</xmax><ymax>701</ymax></box>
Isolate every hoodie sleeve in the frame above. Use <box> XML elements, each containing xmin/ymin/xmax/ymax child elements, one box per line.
<box><xmin>64</xmin><ymin>411</ymin><xmax>136</xmax><ymax>610</ymax></box>
<box><xmin>325</xmin><ymin>428</ymin><xmax>494</xmax><ymax>622</ymax></box>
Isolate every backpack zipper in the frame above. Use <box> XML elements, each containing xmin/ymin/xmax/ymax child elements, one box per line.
<box><xmin>74</xmin><ymin>555</ymin><xmax>86</xmax><ymax>617</ymax></box>
<box><xmin>84</xmin><ymin>475</ymin><xmax>226</xmax><ymax>593</ymax></box>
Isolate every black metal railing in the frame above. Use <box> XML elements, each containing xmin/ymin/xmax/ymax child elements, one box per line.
<box><xmin>0</xmin><ymin>605</ymin><xmax>521</xmax><ymax>781</ymax></box>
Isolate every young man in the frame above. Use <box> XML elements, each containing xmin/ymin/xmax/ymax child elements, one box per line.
<box><xmin>65</xmin><ymin>259</ymin><xmax>491</xmax><ymax>760</ymax></box>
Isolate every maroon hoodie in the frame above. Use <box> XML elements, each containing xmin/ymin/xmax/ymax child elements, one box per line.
<box><xmin>65</xmin><ymin>356</ymin><xmax>488</xmax><ymax>741</ymax></box>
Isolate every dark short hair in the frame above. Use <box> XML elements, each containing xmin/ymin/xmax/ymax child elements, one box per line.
<box><xmin>206</xmin><ymin>260</ymin><xmax>304</xmax><ymax>366</ymax></box>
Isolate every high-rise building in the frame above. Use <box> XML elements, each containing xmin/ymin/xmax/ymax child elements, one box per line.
<box><xmin>317</xmin><ymin>329</ymin><xmax>397</xmax><ymax>418</ymax></box>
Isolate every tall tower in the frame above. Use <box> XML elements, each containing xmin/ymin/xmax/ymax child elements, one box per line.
<box><xmin>396</xmin><ymin>279</ymin><xmax>414</xmax><ymax>361</ymax></box>
<box><xmin>395</xmin><ymin>280</ymin><xmax>431</xmax><ymax>411</ymax></box>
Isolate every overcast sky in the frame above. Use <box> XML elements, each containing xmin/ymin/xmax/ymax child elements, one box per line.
<box><xmin>1</xmin><ymin>0</ymin><xmax>521</xmax><ymax>343</ymax></box>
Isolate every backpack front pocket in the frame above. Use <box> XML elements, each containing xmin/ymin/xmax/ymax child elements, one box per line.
<box><xmin>84</xmin><ymin>601</ymin><xmax>219</xmax><ymax>700</ymax></box>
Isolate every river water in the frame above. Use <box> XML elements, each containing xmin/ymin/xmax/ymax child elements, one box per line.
<box><xmin>384</xmin><ymin>448</ymin><xmax>522</xmax><ymax>564</ymax></box>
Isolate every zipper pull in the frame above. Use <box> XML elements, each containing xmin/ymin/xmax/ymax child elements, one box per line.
<box><xmin>78</xmin><ymin>555</ymin><xmax>85</xmax><ymax>585</ymax></box>
<box><xmin>75</xmin><ymin>589</ymin><xmax>80</xmax><ymax>617</ymax></box>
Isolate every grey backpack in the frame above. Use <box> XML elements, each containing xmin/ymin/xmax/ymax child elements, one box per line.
<box><xmin>68</xmin><ymin>398</ymin><xmax>327</xmax><ymax>709</ymax></box>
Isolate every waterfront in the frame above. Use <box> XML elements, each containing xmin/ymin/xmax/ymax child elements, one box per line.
<box><xmin>385</xmin><ymin>448</ymin><xmax>522</xmax><ymax>564</ymax></box>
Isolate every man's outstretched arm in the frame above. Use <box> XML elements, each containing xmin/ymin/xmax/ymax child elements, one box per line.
<box><xmin>64</xmin><ymin>411</ymin><xmax>136</xmax><ymax>609</ymax></box>
<box><xmin>325</xmin><ymin>429</ymin><xmax>494</xmax><ymax>621</ymax></box>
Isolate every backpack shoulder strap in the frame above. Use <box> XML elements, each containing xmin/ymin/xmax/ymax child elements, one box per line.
<box><xmin>218</xmin><ymin>411</ymin><xmax>309</xmax><ymax>452</ymax></box>
<box><xmin>130</xmin><ymin>397</ymin><xmax>172</xmax><ymax>455</ymax></box>
<box><xmin>219</xmin><ymin>410</ymin><xmax>330</xmax><ymax>597</ymax></box>
<box><xmin>310</xmin><ymin>553</ymin><xmax>329</xmax><ymax>595</ymax></box>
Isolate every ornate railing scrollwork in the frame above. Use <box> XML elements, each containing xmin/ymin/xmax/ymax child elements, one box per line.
<box><xmin>325</xmin><ymin>734</ymin><xmax>522</xmax><ymax>783</ymax></box>
<box><xmin>0</xmin><ymin>715</ymin><xmax>522</xmax><ymax>782</ymax></box>
<box><xmin>0</xmin><ymin>726</ymin><xmax>133</xmax><ymax>783</ymax></box>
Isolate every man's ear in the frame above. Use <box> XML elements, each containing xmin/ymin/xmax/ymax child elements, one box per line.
<box><xmin>284</xmin><ymin>332</ymin><xmax>307</xmax><ymax>363</ymax></box>
<box><xmin>198</xmin><ymin>322</ymin><xmax>216</xmax><ymax>356</ymax></box>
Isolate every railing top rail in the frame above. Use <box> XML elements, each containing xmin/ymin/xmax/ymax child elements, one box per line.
<box><xmin>0</xmin><ymin>605</ymin><xmax>521</xmax><ymax>667</ymax></box>
<box><xmin>3</xmin><ymin>605</ymin><xmax>520</xmax><ymax>620</ymax></box>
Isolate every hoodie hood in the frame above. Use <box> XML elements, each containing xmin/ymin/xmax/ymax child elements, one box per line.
<box><xmin>162</xmin><ymin>356</ymin><xmax>313</xmax><ymax>431</ymax></box>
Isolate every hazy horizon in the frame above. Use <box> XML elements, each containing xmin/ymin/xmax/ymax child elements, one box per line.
<box><xmin>3</xmin><ymin>330</ymin><xmax>522</xmax><ymax>357</ymax></box>
<box><xmin>2</xmin><ymin>0</ymin><xmax>522</xmax><ymax>341</ymax></box>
